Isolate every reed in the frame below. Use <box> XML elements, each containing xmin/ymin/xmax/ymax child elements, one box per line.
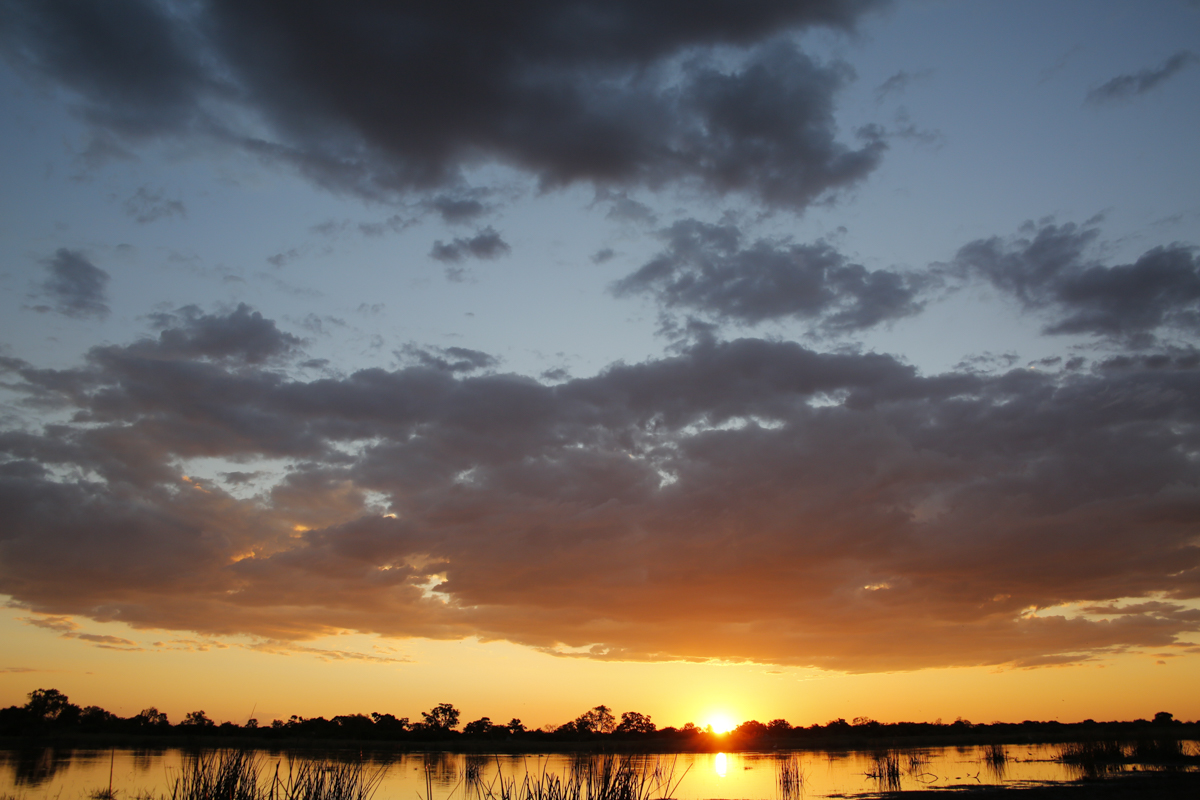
<box><xmin>865</xmin><ymin>752</ymin><xmax>901</xmax><ymax>793</ymax></box>
<box><xmin>903</xmin><ymin>752</ymin><xmax>928</xmax><ymax>776</ymax></box>
<box><xmin>167</xmin><ymin>751</ymin><xmax>382</xmax><ymax>800</ymax></box>
<box><xmin>271</xmin><ymin>759</ymin><xmax>384</xmax><ymax>800</ymax></box>
<box><xmin>467</xmin><ymin>755</ymin><xmax>685</xmax><ymax>800</ymax></box>
<box><xmin>171</xmin><ymin>750</ymin><xmax>262</xmax><ymax>800</ymax></box>
<box><xmin>774</xmin><ymin>755</ymin><xmax>804</xmax><ymax>800</ymax></box>
<box><xmin>1056</xmin><ymin>740</ymin><xmax>1126</xmax><ymax>765</ymax></box>
<box><xmin>1131</xmin><ymin>737</ymin><xmax>1187</xmax><ymax>762</ymax></box>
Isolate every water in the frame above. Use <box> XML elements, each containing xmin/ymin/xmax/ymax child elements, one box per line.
<box><xmin>0</xmin><ymin>744</ymin><xmax>1189</xmax><ymax>799</ymax></box>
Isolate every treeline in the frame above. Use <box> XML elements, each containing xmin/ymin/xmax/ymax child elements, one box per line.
<box><xmin>2</xmin><ymin>689</ymin><xmax>1195</xmax><ymax>747</ymax></box>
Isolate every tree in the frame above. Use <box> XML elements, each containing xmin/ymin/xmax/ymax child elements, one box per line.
<box><xmin>463</xmin><ymin>716</ymin><xmax>493</xmax><ymax>735</ymax></box>
<box><xmin>136</xmin><ymin>707</ymin><xmax>169</xmax><ymax>727</ymax></box>
<box><xmin>572</xmin><ymin>705</ymin><xmax>616</xmax><ymax>734</ymax></box>
<box><xmin>507</xmin><ymin>718</ymin><xmax>526</xmax><ymax>734</ymax></box>
<box><xmin>26</xmin><ymin>688</ymin><xmax>80</xmax><ymax>724</ymax></box>
<box><xmin>80</xmin><ymin>706</ymin><xmax>117</xmax><ymax>729</ymax></box>
<box><xmin>734</xmin><ymin>720</ymin><xmax>767</xmax><ymax>737</ymax></box>
<box><xmin>421</xmin><ymin>703</ymin><xmax>460</xmax><ymax>731</ymax></box>
<box><xmin>181</xmin><ymin>710</ymin><xmax>215</xmax><ymax>727</ymax></box>
<box><xmin>371</xmin><ymin>712</ymin><xmax>409</xmax><ymax>734</ymax></box>
<box><xmin>767</xmin><ymin>718</ymin><xmax>791</xmax><ymax>734</ymax></box>
<box><xmin>615</xmin><ymin>711</ymin><xmax>655</xmax><ymax>734</ymax></box>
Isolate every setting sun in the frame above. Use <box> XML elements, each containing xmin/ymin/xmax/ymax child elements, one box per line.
<box><xmin>706</xmin><ymin>713</ymin><xmax>736</xmax><ymax>734</ymax></box>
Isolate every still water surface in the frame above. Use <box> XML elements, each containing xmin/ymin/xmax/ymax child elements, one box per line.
<box><xmin>0</xmin><ymin>744</ymin><xmax>1175</xmax><ymax>799</ymax></box>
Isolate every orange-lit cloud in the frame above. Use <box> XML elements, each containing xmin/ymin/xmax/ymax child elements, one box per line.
<box><xmin>1</xmin><ymin>309</ymin><xmax>1198</xmax><ymax>673</ymax></box>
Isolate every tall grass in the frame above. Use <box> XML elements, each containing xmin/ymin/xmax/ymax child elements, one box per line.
<box><xmin>1056</xmin><ymin>740</ymin><xmax>1126</xmax><ymax>778</ymax></box>
<box><xmin>981</xmin><ymin>743</ymin><xmax>1008</xmax><ymax>780</ymax></box>
<box><xmin>171</xmin><ymin>751</ymin><xmax>262</xmax><ymax>800</ymax></box>
<box><xmin>1132</xmin><ymin>737</ymin><xmax>1190</xmax><ymax>762</ymax></box>
<box><xmin>774</xmin><ymin>755</ymin><xmax>804</xmax><ymax>800</ymax></box>
<box><xmin>461</xmin><ymin>755</ymin><xmax>686</xmax><ymax>800</ymax></box>
<box><xmin>864</xmin><ymin>752</ymin><xmax>901</xmax><ymax>793</ymax></box>
<box><xmin>167</xmin><ymin>751</ymin><xmax>382</xmax><ymax>800</ymax></box>
<box><xmin>270</xmin><ymin>760</ymin><xmax>384</xmax><ymax>800</ymax></box>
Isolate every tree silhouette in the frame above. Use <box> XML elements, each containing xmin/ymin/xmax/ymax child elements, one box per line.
<box><xmin>573</xmin><ymin>705</ymin><xmax>616</xmax><ymax>734</ymax></box>
<box><xmin>26</xmin><ymin>688</ymin><xmax>79</xmax><ymax>724</ymax></box>
<box><xmin>421</xmin><ymin>703</ymin><xmax>460</xmax><ymax>731</ymax></box>
<box><xmin>616</xmin><ymin>711</ymin><xmax>655</xmax><ymax>733</ymax></box>
<box><xmin>181</xmin><ymin>710</ymin><xmax>215</xmax><ymax>727</ymax></box>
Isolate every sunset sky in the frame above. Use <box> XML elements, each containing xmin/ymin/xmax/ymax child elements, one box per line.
<box><xmin>2</xmin><ymin>0</ymin><xmax>1200</xmax><ymax>730</ymax></box>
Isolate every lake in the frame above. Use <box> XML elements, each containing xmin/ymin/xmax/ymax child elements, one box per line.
<box><xmin>1</xmin><ymin>744</ymin><xmax>1195</xmax><ymax>799</ymax></box>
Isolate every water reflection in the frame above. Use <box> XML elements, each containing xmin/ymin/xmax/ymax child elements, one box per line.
<box><xmin>11</xmin><ymin>747</ymin><xmax>73</xmax><ymax>787</ymax></box>
<box><xmin>982</xmin><ymin>743</ymin><xmax>1009</xmax><ymax>782</ymax></box>
<box><xmin>1</xmin><ymin>743</ymin><xmax>1195</xmax><ymax>799</ymax></box>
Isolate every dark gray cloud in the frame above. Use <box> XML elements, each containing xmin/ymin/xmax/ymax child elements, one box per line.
<box><xmin>613</xmin><ymin>218</ymin><xmax>925</xmax><ymax>331</ymax></box>
<box><xmin>1086</xmin><ymin>51</ymin><xmax>1198</xmax><ymax>104</ymax></box>
<box><xmin>35</xmin><ymin>248</ymin><xmax>110</xmax><ymax>319</ymax></box>
<box><xmin>427</xmin><ymin>192</ymin><xmax>491</xmax><ymax>225</ymax></box>
<box><xmin>139</xmin><ymin>304</ymin><xmax>302</xmax><ymax>364</ymax></box>
<box><xmin>400</xmin><ymin>345</ymin><xmax>499</xmax><ymax>374</ymax></box>
<box><xmin>430</xmin><ymin>227</ymin><xmax>511</xmax><ymax>263</ymax></box>
<box><xmin>595</xmin><ymin>190</ymin><xmax>658</xmax><ymax>226</ymax></box>
<box><xmin>954</xmin><ymin>221</ymin><xmax>1200</xmax><ymax>345</ymax></box>
<box><xmin>123</xmin><ymin>186</ymin><xmax>185</xmax><ymax>223</ymax></box>
<box><xmin>0</xmin><ymin>0</ymin><xmax>887</xmax><ymax>208</ymax></box>
<box><xmin>874</xmin><ymin>68</ymin><xmax>933</xmax><ymax>102</ymax></box>
<box><xmin>2</xmin><ymin>308</ymin><xmax>1199</xmax><ymax>671</ymax></box>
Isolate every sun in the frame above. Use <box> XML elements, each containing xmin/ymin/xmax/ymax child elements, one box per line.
<box><xmin>706</xmin><ymin>712</ymin><xmax>736</xmax><ymax>734</ymax></box>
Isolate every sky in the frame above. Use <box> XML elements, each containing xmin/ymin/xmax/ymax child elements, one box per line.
<box><xmin>1</xmin><ymin>0</ymin><xmax>1199</xmax><ymax>731</ymax></box>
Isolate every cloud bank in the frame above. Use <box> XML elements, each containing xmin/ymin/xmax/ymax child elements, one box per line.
<box><xmin>954</xmin><ymin>221</ymin><xmax>1200</xmax><ymax>346</ymax></box>
<box><xmin>0</xmin><ymin>0</ymin><xmax>887</xmax><ymax>208</ymax></box>
<box><xmin>614</xmin><ymin>218</ymin><xmax>925</xmax><ymax>331</ymax></box>
<box><xmin>1</xmin><ymin>307</ymin><xmax>1198</xmax><ymax>672</ymax></box>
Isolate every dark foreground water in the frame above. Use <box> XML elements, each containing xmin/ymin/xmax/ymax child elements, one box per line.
<box><xmin>2</xmin><ymin>744</ymin><xmax>1198</xmax><ymax>799</ymax></box>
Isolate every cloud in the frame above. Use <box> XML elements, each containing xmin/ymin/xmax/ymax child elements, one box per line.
<box><xmin>874</xmin><ymin>68</ymin><xmax>933</xmax><ymax>102</ymax></box>
<box><xmin>430</xmin><ymin>227</ymin><xmax>511</xmax><ymax>263</ymax></box>
<box><xmin>613</xmin><ymin>218</ymin><xmax>926</xmax><ymax>331</ymax></box>
<box><xmin>242</xmin><ymin>639</ymin><xmax>410</xmax><ymax>664</ymax></box>
<box><xmin>595</xmin><ymin>190</ymin><xmax>658</xmax><ymax>226</ymax></box>
<box><xmin>123</xmin><ymin>186</ymin><xmax>185</xmax><ymax>223</ymax></box>
<box><xmin>35</xmin><ymin>249</ymin><xmax>110</xmax><ymax>319</ymax></box>
<box><xmin>21</xmin><ymin>615</ymin><xmax>138</xmax><ymax>647</ymax></box>
<box><xmin>426</xmin><ymin>192</ymin><xmax>491</xmax><ymax>225</ymax></box>
<box><xmin>399</xmin><ymin>345</ymin><xmax>499</xmax><ymax>374</ymax></box>
<box><xmin>139</xmin><ymin>304</ymin><xmax>303</xmax><ymax>364</ymax></box>
<box><xmin>2</xmin><ymin>308</ymin><xmax>1200</xmax><ymax>671</ymax></box>
<box><xmin>1086</xmin><ymin>51</ymin><xmax>1198</xmax><ymax>104</ymax></box>
<box><xmin>22</xmin><ymin>615</ymin><xmax>79</xmax><ymax>633</ymax></box>
<box><xmin>0</xmin><ymin>0</ymin><xmax>887</xmax><ymax>208</ymax></box>
<box><xmin>954</xmin><ymin>221</ymin><xmax>1200</xmax><ymax>345</ymax></box>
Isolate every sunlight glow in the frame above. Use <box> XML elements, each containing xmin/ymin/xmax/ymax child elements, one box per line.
<box><xmin>713</xmin><ymin>753</ymin><xmax>727</xmax><ymax>778</ymax></box>
<box><xmin>707</xmin><ymin>713</ymin><xmax>736</xmax><ymax>734</ymax></box>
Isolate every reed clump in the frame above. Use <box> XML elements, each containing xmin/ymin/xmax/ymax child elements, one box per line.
<box><xmin>1056</xmin><ymin>740</ymin><xmax>1126</xmax><ymax>777</ymax></box>
<box><xmin>865</xmin><ymin>752</ymin><xmax>901</xmax><ymax>793</ymax></box>
<box><xmin>774</xmin><ymin>755</ymin><xmax>804</xmax><ymax>800</ymax></box>
<box><xmin>270</xmin><ymin>760</ymin><xmax>384</xmax><ymax>800</ymax></box>
<box><xmin>1131</xmin><ymin>737</ymin><xmax>1189</xmax><ymax>762</ymax></box>
<box><xmin>167</xmin><ymin>751</ymin><xmax>382</xmax><ymax>800</ymax></box>
<box><xmin>466</xmin><ymin>755</ymin><xmax>686</xmax><ymax>800</ymax></box>
<box><xmin>171</xmin><ymin>750</ymin><xmax>261</xmax><ymax>800</ymax></box>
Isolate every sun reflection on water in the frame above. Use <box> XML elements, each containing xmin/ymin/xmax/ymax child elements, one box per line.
<box><xmin>714</xmin><ymin>753</ymin><xmax>727</xmax><ymax>778</ymax></box>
